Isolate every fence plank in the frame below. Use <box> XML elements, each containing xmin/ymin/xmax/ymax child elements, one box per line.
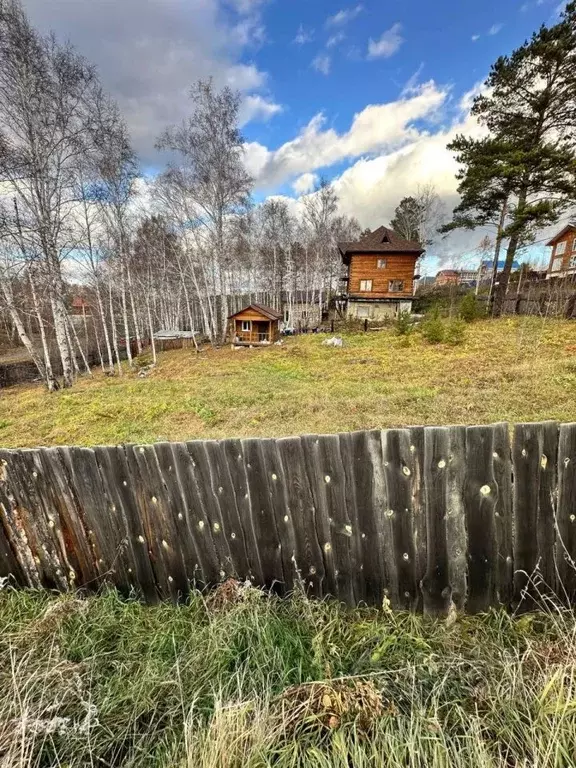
<box><xmin>421</xmin><ymin>427</ymin><xmax>452</xmax><ymax>616</ymax></box>
<box><xmin>276</xmin><ymin>436</ymin><xmax>324</xmax><ymax>597</ymax></box>
<box><xmin>0</xmin><ymin>449</ymin><xmax>68</xmax><ymax>590</ymax></box>
<box><xmin>60</xmin><ymin>446</ymin><xmax>133</xmax><ymax>592</ymax></box>
<box><xmin>464</xmin><ymin>425</ymin><xmax>499</xmax><ymax>613</ymax></box>
<box><xmin>337</xmin><ymin>432</ymin><xmax>365</xmax><ymax>605</ymax></box>
<box><xmin>220</xmin><ymin>439</ymin><xmax>262</xmax><ymax>583</ymax></box>
<box><xmin>92</xmin><ymin>445</ymin><xmax>157</xmax><ymax>602</ymax></box>
<box><xmin>127</xmin><ymin>444</ymin><xmax>189</xmax><ymax>601</ymax></box>
<box><xmin>203</xmin><ymin>440</ymin><xmax>253</xmax><ymax>581</ymax></box>
<box><xmin>257</xmin><ymin>439</ymin><xmax>297</xmax><ymax>594</ymax></box>
<box><xmin>513</xmin><ymin>422</ymin><xmax>559</xmax><ymax>607</ymax></box>
<box><xmin>240</xmin><ymin>438</ymin><xmax>284</xmax><ymax>591</ymax></box>
<box><xmin>303</xmin><ymin>433</ymin><xmax>359</xmax><ymax>605</ymax></box>
<box><xmin>346</xmin><ymin>430</ymin><xmax>389</xmax><ymax>606</ymax></box>
<box><xmin>382</xmin><ymin>429</ymin><xmax>418</xmax><ymax>611</ymax></box>
<box><xmin>491</xmin><ymin>423</ymin><xmax>514</xmax><ymax>607</ymax></box>
<box><xmin>555</xmin><ymin>423</ymin><xmax>576</xmax><ymax>603</ymax></box>
<box><xmin>408</xmin><ymin>427</ymin><xmax>427</xmax><ymax>613</ymax></box>
<box><xmin>186</xmin><ymin>441</ymin><xmax>235</xmax><ymax>581</ymax></box>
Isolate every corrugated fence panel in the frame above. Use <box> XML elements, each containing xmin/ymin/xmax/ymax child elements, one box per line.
<box><xmin>0</xmin><ymin>421</ymin><xmax>574</xmax><ymax>613</ymax></box>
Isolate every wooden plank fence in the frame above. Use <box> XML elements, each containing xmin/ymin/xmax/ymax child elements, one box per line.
<box><xmin>0</xmin><ymin>421</ymin><xmax>575</xmax><ymax>614</ymax></box>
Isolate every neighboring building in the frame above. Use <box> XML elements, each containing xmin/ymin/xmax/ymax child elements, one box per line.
<box><xmin>479</xmin><ymin>259</ymin><xmax>521</xmax><ymax>279</ymax></box>
<box><xmin>70</xmin><ymin>295</ymin><xmax>91</xmax><ymax>315</ymax></box>
<box><xmin>546</xmin><ymin>223</ymin><xmax>576</xmax><ymax>278</ymax></box>
<box><xmin>228</xmin><ymin>303</ymin><xmax>282</xmax><ymax>346</ymax></box>
<box><xmin>338</xmin><ymin>227</ymin><xmax>424</xmax><ymax>320</ymax></box>
<box><xmin>281</xmin><ymin>290</ymin><xmax>322</xmax><ymax>330</ymax></box>
<box><xmin>153</xmin><ymin>330</ymin><xmax>198</xmax><ymax>351</ymax></box>
<box><xmin>435</xmin><ymin>270</ymin><xmax>460</xmax><ymax>286</ymax></box>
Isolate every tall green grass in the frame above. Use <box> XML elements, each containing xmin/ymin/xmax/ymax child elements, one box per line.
<box><xmin>1</xmin><ymin>585</ymin><xmax>576</xmax><ymax>766</ymax></box>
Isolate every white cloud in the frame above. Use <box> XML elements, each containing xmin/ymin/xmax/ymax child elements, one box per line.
<box><xmin>22</xmin><ymin>0</ymin><xmax>274</xmax><ymax>164</ymax></box>
<box><xmin>239</xmin><ymin>95</ymin><xmax>283</xmax><ymax>125</ymax></box>
<box><xmin>471</xmin><ymin>33</ymin><xmax>481</xmax><ymax>41</ymax></box>
<box><xmin>327</xmin><ymin>32</ymin><xmax>346</xmax><ymax>48</ymax></box>
<box><xmin>292</xmin><ymin>173</ymin><xmax>319</xmax><ymax>195</ymax></box>
<box><xmin>326</xmin><ymin>4</ymin><xmax>363</xmax><ymax>27</ymax></box>
<box><xmin>312</xmin><ymin>53</ymin><xmax>332</xmax><ymax>75</ymax></box>
<box><xmin>244</xmin><ymin>81</ymin><xmax>449</xmax><ymax>189</ymax></box>
<box><xmin>489</xmin><ymin>23</ymin><xmax>504</xmax><ymax>34</ymax></box>
<box><xmin>367</xmin><ymin>23</ymin><xmax>403</xmax><ymax>59</ymax></box>
<box><xmin>294</xmin><ymin>24</ymin><xmax>314</xmax><ymax>45</ymax></box>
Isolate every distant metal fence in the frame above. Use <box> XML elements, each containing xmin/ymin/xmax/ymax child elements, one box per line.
<box><xmin>0</xmin><ymin>421</ymin><xmax>575</xmax><ymax>614</ymax></box>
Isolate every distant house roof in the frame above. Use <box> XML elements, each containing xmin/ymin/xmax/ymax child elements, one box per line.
<box><xmin>338</xmin><ymin>226</ymin><xmax>424</xmax><ymax>258</ymax></box>
<box><xmin>153</xmin><ymin>330</ymin><xmax>197</xmax><ymax>339</ymax></box>
<box><xmin>228</xmin><ymin>303</ymin><xmax>283</xmax><ymax>321</ymax></box>
<box><xmin>546</xmin><ymin>223</ymin><xmax>576</xmax><ymax>246</ymax></box>
<box><xmin>71</xmin><ymin>296</ymin><xmax>89</xmax><ymax>309</ymax></box>
<box><xmin>481</xmin><ymin>260</ymin><xmax>521</xmax><ymax>272</ymax></box>
<box><xmin>436</xmin><ymin>270</ymin><xmax>460</xmax><ymax>277</ymax></box>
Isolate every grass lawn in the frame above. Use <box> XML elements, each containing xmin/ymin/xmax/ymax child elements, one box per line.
<box><xmin>1</xmin><ymin>587</ymin><xmax>575</xmax><ymax>767</ymax></box>
<box><xmin>1</xmin><ymin>316</ymin><xmax>576</xmax><ymax>448</ymax></box>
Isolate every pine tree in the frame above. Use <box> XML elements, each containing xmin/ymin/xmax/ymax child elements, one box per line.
<box><xmin>443</xmin><ymin>2</ymin><xmax>576</xmax><ymax>315</ymax></box>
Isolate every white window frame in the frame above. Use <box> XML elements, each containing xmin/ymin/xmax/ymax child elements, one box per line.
<box><xmin>555</xmin><ymin>240</ymin><xmax>567</xmax><ymax>256</ymax></box>
<box><xmin>551</xmin><ymin>257</ymin><xmax>563</xmax><ymax>272</ymax></box>
<box><xmin>570</xmin><ymin>254</ymin><xmax>576</xmax><ymax>269</ymax></box>
<box><xmin>359</xmin><ymin>280</ymin><xmax>373</xmax><ymax>291</ymax></box>
<box><xmin>377</xmin><ymin>258</ymin><xmax>387</xmax><ymax>269</ymax></box>
<box><xmin>388</xmin><ymin>279</ymin><xmax>404</xmax><ymax>292</ymax></box>
<box><xmin>241</xmin><ymin>320</ymin><xmax>251</xmax><ymax>332</ymax></box>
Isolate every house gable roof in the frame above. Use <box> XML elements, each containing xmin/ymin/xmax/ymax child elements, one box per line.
<box><xmin>338</xmin><ymin>226</ymin><xmax>424</xmax><ymax>257</ymax></box>
<box><xmin>546</xmin><ymin>223</ymin><xmax>576</xmax><ymax>246</ymax></box>
<box><xmin>228</xmin><ymin>303</ymin><xmax>283</xmax><ymax>321</ymax></box>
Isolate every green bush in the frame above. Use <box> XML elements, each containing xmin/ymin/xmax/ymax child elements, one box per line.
<box><xmin>459</xmin><ymin>293</ymin><xmax>482</xmax><ymax>323</ymax></box>
<box><xmin>395</xmin><ymin>310</ymin><xmax>413</xmax><ymax>336</ymax></box>
<box><xmin>421</xmin><ymin>315</ymin><xmax>445</xmax><ymax>344</ymax></box>
<box><xmin>445</xmin><ymin>318</ymin><xmax>466</xmax><ymax>346</ymax></box>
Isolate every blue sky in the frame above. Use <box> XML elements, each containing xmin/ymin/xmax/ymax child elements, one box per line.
<box><xmin>24</xmin><ymin>0</ymin><xmax>565</xmax><ymax>272</ymax></box>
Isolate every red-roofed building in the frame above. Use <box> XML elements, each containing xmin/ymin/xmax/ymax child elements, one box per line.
<box><xmin>338</xmin><ymin>226</ymin><xmax>424</xmax><ymax>319</ymax></box>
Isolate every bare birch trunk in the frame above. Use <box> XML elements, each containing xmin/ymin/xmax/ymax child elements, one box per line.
<box><xmin>27</xmin><ymin>269</ymin><xmax>58</xmax><ymax>391</ymax></box>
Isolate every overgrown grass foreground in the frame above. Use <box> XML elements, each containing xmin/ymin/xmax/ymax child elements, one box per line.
<box><xmin>1</xmin><ymin>317</ymin><xmax>576</xmax><ymax>447</ymax></box>
<box><xmin>1</xmin><ymin>585</ymin><xmax>576</xmax><ymax>767</ymax></box>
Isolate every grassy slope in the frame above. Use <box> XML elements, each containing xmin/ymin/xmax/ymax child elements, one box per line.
<box><xmin>1</xmin><ymin>317</ymin><xmax>576</xmax><ymax>448</ymax></box>
<box><xmin>1</xmin><ymin>588</ymin><xmax>575</xmax><ymax>767</ymax></box>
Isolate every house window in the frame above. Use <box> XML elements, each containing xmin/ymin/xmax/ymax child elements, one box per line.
<box><xmin>241</xmin><ymin>320</ymin><xmax>251</xmax><ymax>332</ymax></box>
<box><xmin>389</xmin><ymin>280</ymin><xmax>404</xmax><ymax>292</ymax></box>
<box><xmin>377</xmin><ymin>258</ymin><xmax>387</xmax><ymax>269</ymax></box>
<box><xmin>570</xmin><ymin>255</ymin><xmax>576</xmax><ymax>269</ymax></box>
<box><xmin>359</xmin><ymin>280</ymin><xmax>373</xmax><ymax>291</ymax></box>
<box><xmin>357</xmin><ymin>306</ymin><xmax>370</xmax><ymax>318</ymax></box>
<box><xmin>551</xmin><ymin>257</ymin><xmax>563</xmax><ymax>272</ymax></box>
<box><xmin>572</xmin><ymin>239</ymin><xmax>576</xmax><ymax>253</ymax></box>
<box><xmin>555</xmin><ymin>240</ymin><xmax>567</xmax><ymax>256</ymax></box>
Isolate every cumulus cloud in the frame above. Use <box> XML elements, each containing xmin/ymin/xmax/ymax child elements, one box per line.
<box><xmin>471</xmin><ymin>34</ymin><xmax>481</xmax><ymax>41</ymax></box>
<box><xmin>326</xmin><ymin>4</ymin><xmax>363</xmax><ymax>27</ymax></box>
<box><xmin>245</xmin><ymin>81</ymin><xmax>448</xmax><ymax>189</ymax></box>
<box><xmin>312</xmin><ymin>53</ymin><xmax>332</xmax><ymax>75</ymax></box>
<box><xmin>367</xmin><ymin>23</ymin><xmax>403</xmax><ymax>59</ymax></box>
<box><xmin>292</xmin><ymin>173</ymin><xmax>319</xmax><ymax>195</ymax></box>
<box><xmin>239</xmin><ymin>94</ymin><xmax>283</xmax><ymax>125</ymax></box>
<box><xmin>22</xmin><ymin>0</ymin><xmax>274</xmax><ymax>165</ymax></box>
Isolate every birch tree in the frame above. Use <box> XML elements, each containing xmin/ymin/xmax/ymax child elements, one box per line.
<box><xmin>157</xmin><ymin>79</ymin><xmax>253</xmax><ymax>343</ymax></box>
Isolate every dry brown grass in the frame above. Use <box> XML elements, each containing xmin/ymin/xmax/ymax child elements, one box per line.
<box><xmin>1</xmin><ymin>316</ymin><xmax>575</xmax><ymax>448</ymax></box>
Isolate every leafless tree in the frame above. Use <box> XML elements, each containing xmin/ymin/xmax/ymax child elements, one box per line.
<box><xmin>156</xmin><ymin>79</ymin><xmax>253</xmax><ymax>343</ymax></box>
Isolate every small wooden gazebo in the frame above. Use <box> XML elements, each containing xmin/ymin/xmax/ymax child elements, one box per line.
<box><xmin>228</xmin><ymin>303</ymin><xmax>282</xmax><ymax>346</ymax></box>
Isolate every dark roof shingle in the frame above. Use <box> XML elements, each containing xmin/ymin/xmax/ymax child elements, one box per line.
<box><xmin>338</xmin><ymin>226</ymin><xmax>424</xmax><ymax>255</ymax></box>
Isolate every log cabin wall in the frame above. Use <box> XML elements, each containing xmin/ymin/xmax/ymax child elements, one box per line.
<box><xmin>347</xmin><ymin>253</ymin><xmax>418</xmax><ymax>299</ymax></box>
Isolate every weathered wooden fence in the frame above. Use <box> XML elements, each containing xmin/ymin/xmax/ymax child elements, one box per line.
<box><xmin>0</xmin><ymin>421</ymin><xmax>575</xmax><ymax>614</ymax></box>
